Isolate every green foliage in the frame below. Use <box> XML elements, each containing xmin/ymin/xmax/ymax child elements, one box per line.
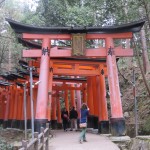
<box><xmin>3</xmin><ymin>0</ymin><xmax>25</xmax><ymax>20</ymax></box>
<box><xmin>0</xmin><ymin>139</ymin><xmax>13</xmax><ymax>150</ymax></box>
<box><xmin>141</xmin><ymin>116</ymin><xmax>150</xmax><ymax>135</ymax></box>
<box><xmin>0</xmin><ymin>0</ymin><xmax>27</xmax><ymax>72</ymax></box>
<box><xmin>33</xmin><ymin>0</ymin><xmax>147</xmax><ymax>27</ymax></box>
<box><xmin>35</xmin><ymin>0</ymin><xmax>68</xmax><ymax>26</ymax></box>
<box><xmin>65</xmin><ymin>6</ymin><xmax>94</xmax><ymax>26</ymax></box>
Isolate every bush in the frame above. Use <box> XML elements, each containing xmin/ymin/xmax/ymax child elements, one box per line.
<box><xmin>0</xmin><ymin>139</ymin><xmax>13</xmax><ymax>150</ymax></box>
<box><xmin>140</xmin><ymin>116</ymin><xmax>150</xmax><ymax>135</ymax></box>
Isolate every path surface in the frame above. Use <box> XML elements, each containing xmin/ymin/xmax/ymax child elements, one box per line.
<box><xmin>49</xmin><ymin>130</ymin><xmax>119</xmax><ymax>150</ymax></box>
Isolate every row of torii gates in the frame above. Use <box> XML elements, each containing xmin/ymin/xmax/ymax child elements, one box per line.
<box><xmin>0</xmin><ymin>18</ymin><xmax>145</xmax><ymax>136</ymax></box>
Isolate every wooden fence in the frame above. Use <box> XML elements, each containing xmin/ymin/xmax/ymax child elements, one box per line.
<box><xmin>19</xmin><ymin>124</ymin><xmax>50</xmax><ymax>150</ymax></box>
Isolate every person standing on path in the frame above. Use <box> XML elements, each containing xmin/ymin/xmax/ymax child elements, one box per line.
<box><xmin>69</xmin><ymin>106</ymin><xmax>78</xmax><ymax>131</ymax></box>
<box><xmin>79</xmin><ymin>103</ymin><xmax>89</xmax><ymax>144</ymax></box>
<box><xmin>61</xmin><ymin>108</ymin><xmax>69</xmax><ymax>131</ymax></box>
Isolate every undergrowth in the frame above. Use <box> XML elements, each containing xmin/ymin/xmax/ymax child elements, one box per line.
<box><xmin>0</xmin><ymin>138</ymin><xmax>13</xmax><ymax>150</ymax></box>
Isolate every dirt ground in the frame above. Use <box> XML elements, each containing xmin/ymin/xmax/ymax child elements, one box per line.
<box><xmin>0</xmin><ymin>126</ymin><xmax>31</xmax><ymax>149</ymax></box>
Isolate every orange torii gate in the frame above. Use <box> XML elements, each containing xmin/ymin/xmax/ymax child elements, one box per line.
<box><xmin>0</xmin><ymin>75</ymin><xmax>88</xmax><ymax>131</ymax></box>
<box><xmin>27</xmin><ymin>58</ymin><xmax>107</xmax><ymax>130</ymax></box>
<box><xmin>6</xmin><ymin>18</ymin><xmax>145</xmax><ymax>136</ymax></box>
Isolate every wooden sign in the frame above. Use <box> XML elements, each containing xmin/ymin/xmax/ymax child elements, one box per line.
<box><xmin>72</xmin><ymin>34</ymin><xmax>86</xmax><ymax>56</ymax></box>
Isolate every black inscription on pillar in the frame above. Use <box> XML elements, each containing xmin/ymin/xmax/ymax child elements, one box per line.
<box><xmin>101</xmin><ymin>69</ymin><xmax>104</xmax><ymax>75</ymax></box>
<box><xmin>42</xmin><ymin>47</ymin><xmax>50</xmax><ymax>56</ymax></box>
<box><xmin>108</xmin><ymin>47</ymin><xmax>114</xmax><ymax>56</ymax></box>
<box><xmin>49</xmin><ymin>67</ymin><xmax>53</xmax><ymax>72</ymax></box>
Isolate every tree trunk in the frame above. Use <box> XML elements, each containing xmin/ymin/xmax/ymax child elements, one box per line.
<box><xmin>133</xmin><ymin>38</ymin><xmax>150</xmax><ymax>97</ymax></box>
<box><xmin>8</xmin><ymin>39</ymin><xmax>12</xmax><ymax>71</ymax></box>
<box><xmin>140</xmin><ymin>27</ymin><xmax>150</xmax><ymax>74</ymax></box>
<box><xmin>142</xmin><ymin>0</ymin><xmax>150</xmax><ymax>28</ymax></box>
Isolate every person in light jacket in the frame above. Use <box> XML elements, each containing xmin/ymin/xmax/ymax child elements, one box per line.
<box><xmin>79</xmin><ymin>103</ymin><xmax>89</xmax><ymax>144</ymax></box>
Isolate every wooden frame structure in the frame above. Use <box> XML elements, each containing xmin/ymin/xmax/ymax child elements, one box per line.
<box><xmin>0</xmin><ymin>18</ymin><xmax>145</xmax><ymax>136</ymax></box>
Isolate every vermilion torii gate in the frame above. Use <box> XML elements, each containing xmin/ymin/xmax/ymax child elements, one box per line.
<box><xmin>6</xmin><ymin>18</ymin><xmax>145</xmax><ymax>136</ymax></box>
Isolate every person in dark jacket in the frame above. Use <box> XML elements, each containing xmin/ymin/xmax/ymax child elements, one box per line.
<box><xmin>61</xmin><ymin>107</ymin><xmax>69</xmax><ymax>131</ymax></box>
<box><xmin>79</xmin><ymin>103</ymin><xmax>89</xmax><ymax>144</ymax></box>
<box><xmin>69</xmin><ymin>106</ymin><xmax>78</xmax><ymax>131</ymax></box>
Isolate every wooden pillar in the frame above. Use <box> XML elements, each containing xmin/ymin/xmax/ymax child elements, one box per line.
<box><xmin>87</xmin><ymin>77</ymin><xmax>95</xmax><ymax>128</ymax></box>
<box><xmin>19</xmin><ymin>89</ymin><xmax>24</xmax><ymax>130</ymax></box>
<box><xmin>97</xmin><ymin>73</ymin><xmax>109</xmax><ymax>134</ymax></box>
<box><xmin>2</xmin><ymin>93</ymin><xmax>6</xmax><ymax>126</ymax></box>
<box><xmin>4</xmin><ymin>91</ymin><xmax>10</xmax><ymax>127</ymax></box>
<box><xmin>100</xmin><ymin>73</ymin><xmax>108</xmax><ymax>121</ymax></box>
<box><xmin>70</xmin><ymin>76</ymin><xmax>76</xmax><ymax>108</ymax></box>
<box><xmin>0</xmin><ymin>89</ymin><xmax>2</xmax><ymax>124</ymax></box>
<box><xmin>87</xmin><ymin>77</ymin><xmax>94</xmax><ymax>114</ymax></box>
<box><xmin>92</xmin><ymin>76</ymin><xmax>99</xmax><ymax>129</ymax></box>
<box><xmin>47</xmin><ymin>61</ymin><xmax>53</xmax><ymax>123</ymax></box>
<box><xmin>56</xmin><ymin>91</ymin><xmax>62</xmax><ymax>129</ymax></box>
<box><xmin>12</xmin><ymin>86</ymin><xmax>18</xmax><ymax>128</ymax></box>
<box><xmin>64</xmin><ymin>89</ymin><xmax>69</xmax><ymax>112</ymax></box>
<box><xmin>92</xmin><ymin>77</ymin><xmax>99</xmax><ymax>116</ymax></box>
<box><xmin>17</xmin><ymin>88</ymin><xmax>22</xmax><ymax>129</ymax></box>
<box><xmin>0</xmin><ymin>90</ymin><xmax>4</xmax><ymax>125</ymax></box>
<box><xmin>35</xmin><ymin>38</ymin><xmax>50</xmax><ymax>132</ymax></box>
<box><xmin>106</xmin><ymin>37</ymin><xmax>125</xmax><ymax>136</ymax></box>
<box><xmin>16</xmin><ymin>89</ymin><xmax>21</xmax><ymax>128</ymax></box>
<box><xmin>70</xmin><ymin>85</ymin><xmax>76</xmax><ymax>108</ymax></box>
<box><xmin>51</xmin><ymin>96</ymin><xmax>57</xmax><ymax>129</ymax></box>
<box><xmin>8</xmin><ymin>86</ymin><xmax>14</xmax><ymax>127</ymax></box>
<box><xmin>76</xmin><ymin>83</ymin><xmax>81</xmax><ymax>119</ymax></box>
<box><xmin>96</xmin><ymin>76</ymin><xmax>101</xmax><ymax>121</ymax></box>
<box><xmin>82</xmin><ymin>83</ymin><xmax>87</xmax><ymax>103</ymax></box>
<box><xmin>27</xmin><ymin>90</ymin><xmax>31</xmax><ymax>129</ymax></box>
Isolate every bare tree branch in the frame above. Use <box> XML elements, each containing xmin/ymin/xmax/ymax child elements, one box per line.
<box><xmin>133</xmin><ymin>37</ymin><xmax>150</xmax><ymax>97</ymax></box>
<box><xmin>117</xmin><ymin>63</ymin><xmax>128</xmax><ymax>83</ymax></box>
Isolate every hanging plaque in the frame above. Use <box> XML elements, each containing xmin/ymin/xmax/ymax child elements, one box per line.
<box><xmin>72</xmin><ymin>34</ymin><xmax>86</xmax><ymax>56</ymax></box>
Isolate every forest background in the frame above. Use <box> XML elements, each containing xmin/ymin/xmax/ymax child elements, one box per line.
<box><xmin>0</xmin><ymin>0</ymin><xmax>150</xmax><ymax>136</ymax></box>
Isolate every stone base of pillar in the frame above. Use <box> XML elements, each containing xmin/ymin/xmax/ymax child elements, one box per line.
<box><xmin>11</xmin><ymin>119</ymin><xmax>17</xmax><ymax>128</ymax></box>
<box><xmin>27</xmin><ymin>120</ymin><xmax>31</xmax><ymax>129</ymax></box>
<box><xmin>19</xmin><ymin>120</ymin><xmax>25</xmax><ymax>130</ymax></box>
<box><xmin>47</xmin><ymin>121</ymin><xmax>51</xmax><ymax>129</ymax></box>
<box><xmin>16</xmin><ymin>120</ymin><xmax>21</xmax><ymax>128</ymax></box>
<box><xmin>87</xmin><ymin>115</ymin><xmax>94</xmax><ymax>128</ymax></box>
<box><xmin>7</xmin><ymin>119</ymin><xmax>12</xmax><ymax>128</ymax></box>
<box><xmin>98</xmin><ymin>121</ymin><xmax>109</xmax><ymax>134</ymax></box>
<box><xmin>51</xmin><ymin>120</ymin><xmax>57</xmax><ymax>129</ymax></box>
<box><xmin>35</xmin><ymin>119</ymin><xmax>47</xmax><ymax>133</ymax></box>
<box><xmin>3</xmin><ymin>120</ymin><xmax>8</xmax><ymax>128</ymax></box>
<box><xmin>0</xmin><ymin>119</ymin><xmax>3</xmax><ymax>124</ymax></box>
<box><xmin>110</xmin><ymin>118</ymin><xmax>126</xmax><ymax>136</ymax></box>
<box><xmin>57</xmin><ymin>123</ymin><xmax>62</xmax><ymax>129</ymax></box>
<box><xmin>93</xmin><ymin>116</ymin><xmax>98</xmax><ymax>129</ymax></box>
<box><xmin>87</xmin><ymin>115</ymin><xmax>98</xmax><ymax>128</ymax></box>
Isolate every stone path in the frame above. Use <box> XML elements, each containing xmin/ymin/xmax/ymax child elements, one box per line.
<box><xmin>49</xmin><ymin>130</ymin><xmax>120</xmax><ymax>150</ymax></box>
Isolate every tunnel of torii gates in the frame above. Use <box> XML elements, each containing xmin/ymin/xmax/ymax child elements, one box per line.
<box><xmin>0</xmin><ymin>18</ymin><xmax>145</xmax><ymax>136</ymax></box>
